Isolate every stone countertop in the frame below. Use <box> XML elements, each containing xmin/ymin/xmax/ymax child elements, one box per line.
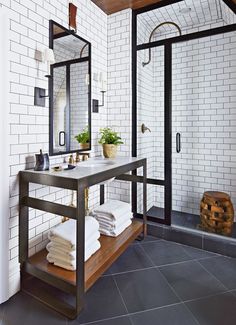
<box><xmin>20</xmin><ymin>157</ymin><xmax>146</xmax><ymax>187</ymax></box>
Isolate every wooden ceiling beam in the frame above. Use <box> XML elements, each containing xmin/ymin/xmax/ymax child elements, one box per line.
<box><xmin>91</xmin><ymin>0</ymin><xmax>162</xmax><ymax>15</ymax></box>
<box><xmin>91</xmin><ymin>0</ymin><xmax>236</xmax><ymax>15</ymax></box>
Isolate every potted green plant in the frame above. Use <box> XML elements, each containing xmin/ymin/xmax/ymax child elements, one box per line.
<box><xmin>74</xmin><ymin>126</ymin><xmax>90</xmax><ymax>150</ymax></box>
<box><xmin>98</xmin><ymin>127</ymin><xmax>123</xmax><ymax>158</ymax></box>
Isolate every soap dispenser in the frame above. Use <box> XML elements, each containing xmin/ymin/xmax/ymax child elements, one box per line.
<box><xmin>34</xmin><ymin>149</ymin><xmax>50</xmax><ymax>171</ymax></box>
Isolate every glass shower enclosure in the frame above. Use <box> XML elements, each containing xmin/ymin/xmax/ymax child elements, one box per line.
<box><xmin>132</xmin><ymin>5</ymin><xmax>236</xmax><ymax>239</ymax></box>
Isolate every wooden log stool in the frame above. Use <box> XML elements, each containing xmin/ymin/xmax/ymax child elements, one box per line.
<box><xmin>199</xmin><ymin>191</ymin><xmax>234</xmax><ymax>236</ymax></box>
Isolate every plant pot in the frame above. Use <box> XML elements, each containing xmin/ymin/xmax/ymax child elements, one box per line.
<box><xmin>102</xmin><ymin>144</ymin><xmax>118</xmax><ymax>158</ymax></box>
<box><xmin>79</xmin><ymin>143</ymin><xmax>89</xmax><ymax>150</ymax></box>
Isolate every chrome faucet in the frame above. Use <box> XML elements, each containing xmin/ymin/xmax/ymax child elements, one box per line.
<box><xmin>141</xmin><ymin>123</ymin><xmax>151</xmax><ymax>134</ymax></box>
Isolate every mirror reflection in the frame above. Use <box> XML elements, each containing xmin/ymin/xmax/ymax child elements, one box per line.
<box><xmin>49</xmin><ymin>21</ymin><xmax>91</xmax><ymax>156</ymax></box>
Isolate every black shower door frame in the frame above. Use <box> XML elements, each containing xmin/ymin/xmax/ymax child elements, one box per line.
<box><xmin>132</xmin><ymin>0</ymin><xmax>236</xmax><ymax>225</ymax></box>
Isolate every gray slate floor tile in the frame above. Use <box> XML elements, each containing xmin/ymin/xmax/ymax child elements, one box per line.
<box><xmin>1</xmin><ymin>292</ymin><xmax>66</xmax><ymax>325</ymax></box>
<box><xmin>78</xmin><ymin>276</ymin><xmax>127</xmax><ymax>324</ymax></box>
<box><xmin>130</xmin><ymin>303</ymin><xmax>198</xmax><ymax>325</ymax></box>
<box><xmin>141</xmin><ymin>240</ymin><xmax>194</xmax><ymax>266</ymax></box>
<box><xmin>114</xmin><ymin>268</ymin><xmax>179</xmax><ymax>313</ymax></box>
<box><xmin>232</xmin><ymin>290</ymin><xmax>236</xmax><ymax>297</ymax></box>
<box><xmin>108</xmin><ymin>244</ymin><xmax>154</xmax><ymax>274</ymax></box>
<box><xmin>199</xmin><ymin>256</ymin><xmax>236</xmax><ymax>290</ymax></box>
<box><xmin>160</xmin><ymin>260</ymin><xmax>226</xmax><ymax>301</ymax></box>
<box><xmin>80</xmin><ymin>315</ymin><xmax>132</xmax><ymax>325</ymax></box>
<box><xmin>186</xmin><ymin>292</ymin><xmax>236</xmax><ymax>325</ymax></box>
<box><xmin>181</xmin><ymin>245</ymin><xmax>217</xmax><ymax>260</ymax></box>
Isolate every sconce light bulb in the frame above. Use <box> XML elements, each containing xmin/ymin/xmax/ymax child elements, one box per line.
<box><xmin>99</xmin><ymin>72</ymin><xmax>107</xmax><ymax>92</ymax></box>
<box><xmin>43</xmin><ymin>48</ymin><xmax>55</xmax><ymax>77</ymax></box>
<box><xmin>85</xmin><ymin>74</ymin><xmax>90</xmax><ymax>85</ymax></box>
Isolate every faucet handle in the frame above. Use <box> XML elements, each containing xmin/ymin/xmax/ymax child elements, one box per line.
<box><xmin>76</xmin><ymin>152</ymin><xmax>81</xmax><ymax>163</ymax></box>
<box><xmin>82</xmin><ymin>153</ymin><xmax>90</xmax><ymax>161</ymax></box>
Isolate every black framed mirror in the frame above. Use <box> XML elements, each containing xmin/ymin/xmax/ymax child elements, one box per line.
<box><xmin>49</xmin><ymin>20</ymin><xmax>91</xmax><ymax>156</ymax></box>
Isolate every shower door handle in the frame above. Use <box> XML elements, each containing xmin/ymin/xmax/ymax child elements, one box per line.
<box><xmin>59</xmin><ymin>131</ymin><xmax>66</xmax><ymax>146</ymax></box>
<box><xmin>176</xmin><ymin>133</ymin><xmax>181</xmax><ymax>153</ymax></box>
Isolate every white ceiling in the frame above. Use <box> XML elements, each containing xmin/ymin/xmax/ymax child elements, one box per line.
<box><xmin>138</xmin><ymin>0</ymin><xmax>225</xmax><ymax>42</ymax></box>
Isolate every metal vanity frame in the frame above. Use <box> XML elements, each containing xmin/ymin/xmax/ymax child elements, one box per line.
<box><xmin>19</xmin><ymin>158</ymin><xmax>147</xmax><ymax>319</ymax></box>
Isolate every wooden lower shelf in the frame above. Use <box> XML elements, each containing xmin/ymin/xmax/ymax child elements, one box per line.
<box><xmin>27</xmin><ymin>220</ymin><xmax>143</xmax><ymax>291</ymax></box>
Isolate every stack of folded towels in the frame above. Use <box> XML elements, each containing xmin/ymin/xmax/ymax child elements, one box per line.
<box><xmin>92</xmin><ymin>200</ymin><xmax>133</xmax><ymax>237</ymax></box>
<box><xmin>46</xmin><ymin>216</ymin><xmax>100</xmax><ymax>271</ymax></box>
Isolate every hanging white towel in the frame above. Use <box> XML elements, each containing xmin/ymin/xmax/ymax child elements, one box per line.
<box><xmin>48</xmin><ymin>217</ymin><xmax>99</xmax><ymax>250</ymax></box>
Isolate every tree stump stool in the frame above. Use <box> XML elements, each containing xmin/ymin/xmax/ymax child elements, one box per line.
<box><xmin>199</xmin><ymin>191</ymin><xmax>234</xmax><ymax>236</ymax></box>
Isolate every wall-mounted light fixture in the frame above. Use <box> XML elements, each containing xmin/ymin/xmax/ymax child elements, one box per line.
<box><xmin>34</xmin><ymin>48</ymin><xmax>55</xmax><ymax>107</ymax></box>
<box><xmin>92</xmin><ymin>72</ymin><xmax>107</xmax><ymax>113</ymax></box>
<box><xmin>34</xmin><ymin>87</ymin><xmax>48</xmax><ymax>107</ymax></box>
<box><xmin>43</xmin><ymin>48</ymin><xmax>55</xmax><ymax>78</ymax></box>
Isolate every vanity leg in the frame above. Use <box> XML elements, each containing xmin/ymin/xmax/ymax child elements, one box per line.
<box><xmin>143</xmin><ymin>161</ymin><xmax>147</xmax><ymax>236</ymax></box>
<box><xmin>76</xmin><ymin>182</ymin><xmax>85</xmax><ymax>315</ymax></box>
<box><xmin>19</xmin><ymin>173</ymin><xmax>29</xmax><ymax>265</ymax></box>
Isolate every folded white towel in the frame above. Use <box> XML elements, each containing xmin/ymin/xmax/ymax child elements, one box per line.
<box><xmin>46</xmin><ymin>230</ymin><xmax>100</xmax><ymax>253</ymax></box>
<box><xmin>93</xmin><ymin>200</ymin><xmax>132</xmax><ymax>221</ymax></box>
<box><xmin>47</xmin><ymin>237</ymin><xmax>100</xmax><ymax>263</ymax></box>
<box><xmin>94</xmin><ymin>213</ymin><xmax>133</xmax><ymax>229</ymax></box>
<box><xmin>99</xmin><ymin>219</ymin><xmax>132</xmax><ymax>237</ymax></box>
<box><xmin>97</xmin><ymin>217</ymin><xmax>132</xmax><ymax>232</ymax></box>
<box><xmin>48</xmin><ymin>217</ymin><xmax>99</xmax><ymax>250</ymax></box>
<box><xmin>47</xmin><ymin>240</ymin><xmax>101</xmax><ymax>270</ymax></box>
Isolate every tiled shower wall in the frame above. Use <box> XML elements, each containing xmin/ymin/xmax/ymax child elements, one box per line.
<box><xmin>147</xmin><ymin>17</ymin><xmax>236</xmax><ymax>217</ymax></box>
<box><xmin>136</xmin><ymin>21</ymin><xmax>157</xmax><ymax>214</ymax></box>
<box><xmin>172</xmin><ymin>30</ymin><xmax>236</xmax><ymax>216</ymax></box>
<box><xmin>1</xmin><ymin>0</ymin><xmax>108</xmax><ymax>297</ymax></box>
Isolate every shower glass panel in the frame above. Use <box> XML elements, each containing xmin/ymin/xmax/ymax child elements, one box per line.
<box><xmin>136</xmin><ymin>47</ymin><xmax>165</xmax><ymax>219</ymax></box>
<box><xmin>172</xmin><ymin>31</ymin><xmax>236</xmax><ymax>239</ymax></box>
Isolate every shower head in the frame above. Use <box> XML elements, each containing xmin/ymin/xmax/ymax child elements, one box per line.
<box><xmin>142</xmin><ymin>21</ymin><xmax>182</xmax><ymax>67</ymax></box>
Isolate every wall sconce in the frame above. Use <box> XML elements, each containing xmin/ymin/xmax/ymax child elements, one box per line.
<box><xmin>34</xmin><ymin>87</ymin><xmax>48</xmax><ymax>107</ymax></box>
<box><xmin>92</xmin><ymin>72</ymin><xmax>107</xmax><ymax>113</ymax></box>
<box><xmin>43</xmin><ymin>48</ymin><xmax>55</xmax><ymax>78</ymax></box>
<box><xmin>34</xmin><ymin>48</ymin><xmax>55</xmax><ymax>107</ymax></box>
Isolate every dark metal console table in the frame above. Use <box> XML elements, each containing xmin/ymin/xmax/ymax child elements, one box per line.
<box><xmin>19</xmin><ymin>157</ymin><xmax>147</xmax><ymax>319</ymax></box>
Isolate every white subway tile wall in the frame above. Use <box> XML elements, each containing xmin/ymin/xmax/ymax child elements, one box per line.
<box><xmin>1</xmin><ymin>0</ymin><xmax>236</xmax><ymax>298</ymax></box>
<box><xmin>1</xmin><ymin>0</ymin><xmax>108</xmax><ymax>294</ymax></box>
<box><xmin>107</xmin><ymin>9</ymin><xmax>133</xmax><ymax>203</ymax></box>
<box><xmin>172</xmin><ymin>30</ymin><xmax>236</xmax><ymax>215</ymax></box>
